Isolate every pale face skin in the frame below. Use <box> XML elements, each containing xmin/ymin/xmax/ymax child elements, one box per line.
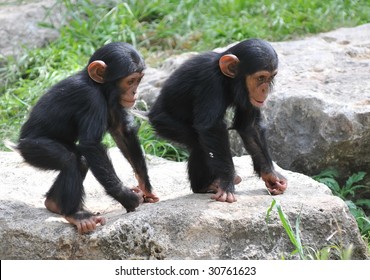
<box><xmin>246</xmin><ymin>70</ymin><xmax>277</xmax><ymax>108</ymax></box>
<box><xmin>117</xmin><ymin>72</ymin><xmax>144</xmax><ymax>108</ymax></box>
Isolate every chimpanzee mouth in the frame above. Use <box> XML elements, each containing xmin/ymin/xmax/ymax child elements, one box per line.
<box><xmin>251</xmin><ymin>98</ymin><xmax>265</xmax><ymax>107</ymax></box>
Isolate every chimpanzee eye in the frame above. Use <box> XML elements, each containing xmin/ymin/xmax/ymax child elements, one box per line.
<box><xmin>258</xmin><ymin>76</ymin><xmax>266</xmax><ymax>82</ymax></box>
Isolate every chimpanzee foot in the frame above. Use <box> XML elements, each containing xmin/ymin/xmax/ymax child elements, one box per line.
<box><xmin>205</xmin><ymin>175</ymin><xmax>240</xmax><ymax>203</ymax></box>
<box><xmin>234</xmin><ymin>175</ymin><xmax>242</xmax><ymax>185</ymax></box>
<box><xmin>206</xmin><ymin>174</ymin><xmax>242</xmax><ymax>193</ymax></box>
<box><xmin>65</xmin><ymin>211</ymin><xmax>106</xmax><ymax>234</ymax></box>
<box><xmin>45</xmin><ymin>198</ymin><xmax>105</xmax><ymax>234</ymax></box>
<box><xmin>44</xmin><ymin>197</ymin><xmax>62</xmax><ymax>214</ymax></box>
<box><xmin>210</xmin><ymin>187</ymin><xmax>237</xmax><ymax>203</ymax></box>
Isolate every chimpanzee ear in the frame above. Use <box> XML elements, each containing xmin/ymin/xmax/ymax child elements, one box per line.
<box><xmin>219</xmin><ymin>54</ymin><xmax>240</xmax><ymax>78</ymax></box>
<box><xmin>87</xmin><ymin>60</ymin><xmax>107</xmax><ymax>83</ymax></box>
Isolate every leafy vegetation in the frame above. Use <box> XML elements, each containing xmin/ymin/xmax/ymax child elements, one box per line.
<box><xmin>313</xmin><ymin>170</ymin><xmax>370</xmax><ymax>240</ymax></box>
<box><xmin>137</xmin><ymin>120</ymin><xmax>189</xmax><ymax>161</ymax></box>
<box><xmin>267</xmin><ymin>198</ymin><xmax>354</xmax><ymax>260</ymax></box>
<box><xmin>266</xmin><ymin>199</ymin><xmax>305</xmax><ymax>259</ymax></box>
<box><xmin>265</xmin><ymin>169</ymin><xmax>370</xmax><ymax>259</ymax></box>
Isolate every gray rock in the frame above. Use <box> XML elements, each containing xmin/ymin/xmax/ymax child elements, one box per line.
<box><xmin>0</xmin><ymin>149</ymin><xmax>367</xmax><ymax>259</ymax></box>
<box><xmin>137</xmin><ymin>53</ymin><xmax>197</xmax><ymax>109</ymax></box>
<box><xmin>264</xmin><ymin>24</ymin><xmax>370</xmax><ymax>178</ymax></box>
<box><xmin>0</xmin><ymin>0</ymin><xmax>63</xmax><ymax>59</ymax></box>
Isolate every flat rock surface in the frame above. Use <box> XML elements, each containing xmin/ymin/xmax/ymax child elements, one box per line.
<box><xmin>0</xmin><ymin>149</ymin><xmax>367</xmax><ymax>259</ymax></box>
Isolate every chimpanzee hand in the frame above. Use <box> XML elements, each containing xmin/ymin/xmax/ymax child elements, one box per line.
<box><xmin>261</xmin><ymin>171</ymin><xmax>287</xmax><ymax>195</ymax></box>
<box><xmin>142</xmin><ymin>190</ymin><xmax>160</xmax><ymax>203</ymax></box>
<box><xmin>134</xmin><ymin>174</ymin><xmax>160</xmax><ymax>203</ymax></box>
<box><xmin>131</xmin><ymin>186</ymin><xmax>160</xmax><ymax>203</ymax></box>
<box><xmin>131</xmin><ymin>187</ymin><xmax>145</xmax><ymax>204</ymax></box>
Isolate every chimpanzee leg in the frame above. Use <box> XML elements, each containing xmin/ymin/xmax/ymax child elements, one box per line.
<box><xmin>149</xmin><ymin>111</ymin><xmax>197</xmax><ymax>147</ymax></box>
<box><xmin>18</xmin><ymin>137</ymin><xmax>86</xmax><ymax>216</ymax></box>
<box><xmin>188</xmin><ymin>145</ymin><xmax>215</xmax><ymax>193</ymax></box>
<box><xmin>150</xmin><ymin>111</ymin><xmax>217</xmax><ymax>192</ymax></box>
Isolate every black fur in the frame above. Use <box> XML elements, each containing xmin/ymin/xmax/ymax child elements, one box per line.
<box><xmin>17</xmin><ymin>42</ymin><xmax>151</xmax><ymax>216</ymax></box>
<box><xmin>149</xmin><ymin>39</ymin><xmax>278</xmax><ymax>194</ymax></box>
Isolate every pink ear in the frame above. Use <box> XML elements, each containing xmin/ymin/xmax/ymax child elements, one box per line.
<box><xmin>219</xmin><ymin>54</ymin><xmax>240</xmax><ymax>78</ymax></box>
<box><xmin>87</xmin><ymin>60</ymin><xmax>107</xmax><ymax>83</ymax></box>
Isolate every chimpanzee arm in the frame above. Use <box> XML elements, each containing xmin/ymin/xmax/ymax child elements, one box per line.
<box><xmin>76</xmin><ymin>100</ymin><xmax>141</xmax><ymax>211</ymax></box>
<box><xmin>233</xmin><ymin>106</ymin><xmax>287</xmax><ymax>194</ymax></box>
<box><xmin>109</xmin><ymin>111</ymin><xmax>154</xmax><ymax>195</ymax></box>
<box><xmin>78</xmin><ymin>142</ymin><xmax>142</xmax><ymax>211</ymax></box>
<box><xmin>233</xmin><ymin>107</ymin><xmax>274</xmax><ymax>175</ymax></box>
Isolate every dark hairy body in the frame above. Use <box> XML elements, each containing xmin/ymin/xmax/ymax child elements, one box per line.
<box><xmin>16</xmin><ymin>42</ymin><xmax>159</xmax><ymax>234</ymax></box>
<box><xmin>149</xmin><ymin>39</ymin><xmax>287</xmax><ymax>202</ymax></box>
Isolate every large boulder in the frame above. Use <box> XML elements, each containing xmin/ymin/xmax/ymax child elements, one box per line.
<box><xmin>138</xmin><ymin>24</ymin><xmax>370</xmax><ymax>184</ymax></box>
<box><xmin>264</xmin><ymin>24</ymin><xmax>370</xmax><ymax>179</ymax></box>
<box><xmin>0</xmin><ymin>149</ymin><xmax>367</xmax><ymax>259</ymax></box>
<box><xmin>0</xmin><ymin>0</ymin><xmax>62</xmax><ymax>59</ymax></box>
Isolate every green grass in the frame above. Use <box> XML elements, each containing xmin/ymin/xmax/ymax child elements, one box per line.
<box><xmin>266</xmin><ymin>170</ymin><xmax>370</xmax><ymax>259</ymax></box>
<box><xmin>266</xmin><ymin>199</ymin><xmax>305</xmax><ymax>259</ymax></box>
<box><xmin>313</xmin><ymin>170</ymin><xmax>370</xmax><ymax>241</ymax></box>
<box><xmin>58</xmin><ymin>0</ymin><xmax>370</xmax><ymax>53</ymax></box>
<box><xmin>266</xmin><ymin>198</ymin><xmax>355</xmax><ymax>259</ymax></box>
<box><xmin>137</xmin><ymin>120</ymin><xmax>189</xmax><ymax>161</ymax></box>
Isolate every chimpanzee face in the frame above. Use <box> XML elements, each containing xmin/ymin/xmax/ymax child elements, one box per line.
<box><xmin>117</xmin><ymin>72</ymin><xmax>144</xmax><ymax>108</ymax></box>
<box><xmin>246</xmin><ymin>70</ymin><xmax>277</xmax><ymax>108</ymax></box>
